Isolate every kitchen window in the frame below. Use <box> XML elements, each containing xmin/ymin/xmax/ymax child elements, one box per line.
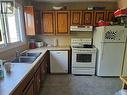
<box><xmin>0</xmin><ymin>3</ymin><xmax>25</xmax><ymax>49</ymax></box>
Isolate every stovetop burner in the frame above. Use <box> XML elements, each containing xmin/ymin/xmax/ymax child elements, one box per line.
<box><xmin>83</xmin><ymin>44</ymin><xmax>93</xmax><ymax>48</ymax></box>
<box><xmin>73</xmin><ymin>45</ymin><xmax>94</xmax><ymax>48</ymax></box>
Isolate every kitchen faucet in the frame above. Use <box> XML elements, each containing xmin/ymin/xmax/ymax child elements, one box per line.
<box><xmin>16</xmin><ymin>50</ymin><xmax>20</xmax><ymax>58</ymax></box>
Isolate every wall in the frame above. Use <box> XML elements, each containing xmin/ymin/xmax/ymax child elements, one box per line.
<box><xmin>118</xmin><ymin>0</ymin><xmax>127</xmax><ymax>8</ymax></box>
<box><xmin>0</xmin><ymin>44</ymin><xmax>28</xmax><ymax>61</ymax></box>
<box><xmin>34</xmin><ymin>2</ymin><xmax>118</xmax><ymax>10</ymax></box>
<box><xmin>36</xmin><ymin>32</ymin><xmax>92</xmax><ymax>46</ymax></box>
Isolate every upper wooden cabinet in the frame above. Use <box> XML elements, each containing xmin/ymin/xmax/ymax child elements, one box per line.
<box><xmin>41</xmin><ymin>11</ymin><xmax>55</xmax><ymax>35</ymax></box>
<box><xmin>71</xmin><ymin>11</ymin><xmax>82</xmax><ymax>25</ymax></box>
<box><xmin>34</xmin><ymin>10</ymin><xmax>41</xmax><ymax>34</ymax></box>
<box><xmin>25</xmin><ymin>9</ymin><xmax>115</xmax><ymax>35</ymax></box>
<box><xmin>24</xmin><ymin>6</ymin><xmax>35</xmax><ymax>36</ymax></box>
<box><xmin>82</xmin><ymin>11</ymin><xmax>94</xmax><ymax>25</ymax></box>
<box><xmin>55</xmin><ymin>11</ymin><xmax>70</xmax><ymax>35</ymax></box>
<box><xmin>41</xmin><ymin>11</ymin><xmax>70</xmax><ymax>35</ymax></box>
<box><xmin>94</xmin><ymin>11</ymin><xmax>106</xmax><ymax>26</ymax></box>
<box><xmin>106</xmin><ymin>10</ymin><xmax>115</xmax><ymax>22</ymax></box>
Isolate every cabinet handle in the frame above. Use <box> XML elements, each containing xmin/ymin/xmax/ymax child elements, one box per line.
<box><xmin>38</xmin><ymin>79</ymin><xmax>40</xmax><ymax>83</ymax></box>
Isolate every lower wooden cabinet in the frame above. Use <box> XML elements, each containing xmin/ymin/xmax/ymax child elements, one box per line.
<box><xmin>41</xmin><ymin>51</ymin><xmax>49</xmax><ymax>82</ymax></box>
<box><xmin>11</xmin><ymin>52</ymin><xmax>49</xmax><ymax>95</ymax></box>
<box><xmin>23</xmin><ymin>78</ymin><xmax>35</xmax><ymax>95</ymax></box>
<box><xmin>34</xmin><ymin>68</ymin><xmax>41</xmax><ymax>95</ymax></box>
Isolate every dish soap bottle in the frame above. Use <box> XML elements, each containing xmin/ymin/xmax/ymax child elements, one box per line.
<box><xmin>0</xmin><ymin>64</ymin><xmax>4</xmax><ymax>78</ymax></box>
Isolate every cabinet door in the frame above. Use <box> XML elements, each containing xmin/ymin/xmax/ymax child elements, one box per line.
<box><xmin>55</xmin><ymin>11</ymin><xmax>70</xmax><ymax>35</ymax></box>
<box><xmin>35</xmin><ymin>10</ymin><xmax>41</xmax><ymax>34</ymax></box>
<box><xmin>23</xmin><ymin>78</ymin><xmax>34</xmax><ymax>95</ymax></box>
<box><xmin>106</xmin><ymin>10</ymin><xmax>115</xmax><ymax>22</ymax></box>
<box><xmin>50</xmin><ymin>51</ymin><xmax>68</xmax><ymax>73</ymax></box>
<box><xmin>24</xmin><ymin>6</ymin><xmax>35</xmax><ymax>36</ymax></box>
<box><xmin>82</xmin><ymin>11</ymin><xmax>94</xmax><ymax>25</ymax></box>
<box><xmin>94</xmin><ymin>11</ymin><xmax>106</xmax><ymax>26</ymax></box>
<box><xmin>34</xmin><ymin>68</ymin><xmax>41</xmax><ymax>94</ymax></box>
<box><xmin>41</xmin><ymin>62</ymin><xmax>45</xmax><ymax>82</ymax></box>
<box><xmin>41</xmin><ymin>11</ymin><xmax>55</xmax><ymax>35</ymax></box>
<box><xmin>71</xmin><ymin>11</ymin><xmax>82</xmax><ymax>25</ymax></box>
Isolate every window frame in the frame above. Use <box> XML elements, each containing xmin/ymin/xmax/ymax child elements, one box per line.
<box><xmin>0</xmin><ymin>3</ymin><xmax>26</xmax><ymax>52</ymax></box>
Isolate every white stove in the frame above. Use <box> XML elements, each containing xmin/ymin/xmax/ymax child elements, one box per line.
<box><xmin>71</xmin><ymin>38</ymin><xmax>96</xmax><ymax>75</ymax></box>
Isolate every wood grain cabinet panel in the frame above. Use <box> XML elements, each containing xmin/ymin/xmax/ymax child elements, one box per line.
<box><xmin>11</xmin><ymin>52</ymin><xmax>49</xmax><ymax>95</ymax></box>
<box><xmin>23</xmin><ymin>78</ymin><xmax>35</xmax><ymax>95</ymax></box>
<box><xmin>55</xmin><ymin>11</ymin><xmax>70</xmax><ymax>35</ymax></box>
<box><xmin>24</xmin><ymin>6</ymin><xmax>35</xmax><ymax>36</ymax></box>
<box><xmin>34</xmin><ymin>68</ymin><xmax>41</xmax><ymax>95</ymax></box>
<box><xmin>34</xmin><ymin>10</ymin><xmax>41</xmax><ymax>34</ymax></box>
<box><xmin>71</xmin><ymin>11</ymin><xmax>82</xmax><ymax>25</ymax></box>
<box><xmin>41</xmin><ymin>11</ymin><xmax>55</xmax><ymax>35</ymax></box>
<box><xmin>94</xmin><ymin>11</ymin><xmax>106</xmax><ymax>26</ymax></box>
<box><xmin>106</xmin><ymin>10</ymin><xmax>115</xmax><ymax>22</ymax></box>
<box><xmin>82</xmin><ymin>11</ymin><xmax>94</xmax><ymax>25</ymax></box>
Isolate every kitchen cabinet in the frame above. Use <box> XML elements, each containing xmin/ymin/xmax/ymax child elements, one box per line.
<box><xmin>41</xmin><ymin>51</ymin><xmax>49</xmax><ymax>82</ymax></box>
<box><xmin>71</xmin><ymin>10</ymin><xmax>94</xmax><ymax>26</ymax></box>
<box><xmin>71</xmin><ymin>11</ymin><xmax>82</xmax><ymax>25</ymax></box>
<box><xmin>55</xmin><ymin>11</ymin><xmax>70</xmax><ymax>35</ymax></box>
<box><xmin>24</xmin><ymin>6</ymin><xmax>36</xmax><ymax>36</ymax></box>
<box><xmin>35</xmin><ymin>10</ymin><xmax>41</xmax><ymax>34</ymax></box>
<box><xmin>41</xmin><ymin>11</ymin><xmax>70</xmax><ymax>35</ymax></box>
<box><xmin>50</xmin><ymin>51</ymin><xmax>68</xmax><ymax>73</ymax></box>
<box><xmin>11</xmin><ymin>52</ymin><xmax>49</xmax><ymax>95</ymax></box>
<box><xmin>82</xmin><ymin>11</ymin><xmax>94</xmax><ymax>25</ymax></box>
<box><xmin>94</xmin><ymin>11</ymin><xmax>106</xmax><ymax>26</ymax></box>
<box><xmin>106</xmin><ymin>10</ymin><xmax>115</xmax><ymax>22</ymax></box>
<box><xmin>12</xmin><ymin>68</ymin><xmax>34</xmax><ymax>95</ymax></box>
<box><xmin>34</xmin><ymin>68</ymin><xmax>41</xmax><ymax>95</ymax></box>
<box><xmin>23</xmin><ymin>77</ymin><xmax>35</xmax><ymax>95</ymax></box>
<box><xmin>41</xmin><ymin>11</ymin><xmax>55</xmax><ymax>35</ymax></box>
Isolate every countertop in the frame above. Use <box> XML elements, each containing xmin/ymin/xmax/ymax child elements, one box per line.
<box><xmin>0</xmin><ymin>46</ymin><xmax>70</xmax><ymax>95</ymax></box>
<box><xmin>28</xmin><ymin>46</ymin><xmax>71</xmax><ymax>52</ymax></box>
<box><xmin>120</xmin><ymin>76</ymin><xmax>127</xmax><ymax>85</ymax></box>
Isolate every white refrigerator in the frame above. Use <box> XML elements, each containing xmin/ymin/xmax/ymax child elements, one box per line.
<box><xmin>93</xmin><ymin>26</ymin><xmax>126</xmax><ymax>76</ymax></box>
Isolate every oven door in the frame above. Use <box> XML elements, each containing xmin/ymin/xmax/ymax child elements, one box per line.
<box><xmin>72</xmin><ymin>50</ymin><xmax>96</xmax><ymax>68</ymax></box>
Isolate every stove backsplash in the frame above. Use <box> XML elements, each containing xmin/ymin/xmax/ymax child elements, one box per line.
<box><xmin>36</xmin><ymin>32</ymin><xmax>92</xmax><ymax>47</ymax></box>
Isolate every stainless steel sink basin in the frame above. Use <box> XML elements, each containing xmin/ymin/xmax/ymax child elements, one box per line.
<box><xmin>11</xmin><ymin>52</ymin><xmax>41</xmax><ymax>63</ymax></box>
<box><xmin>20</xmin><ymin>52</ymin><xmax>41</xmax><ymax>58</ymax></box>
<box><xmin>11</xmin><ymin>57</ymin><xmax>36</xmax><ymax>63</ymax></box>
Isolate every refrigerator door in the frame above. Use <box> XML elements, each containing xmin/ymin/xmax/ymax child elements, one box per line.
<box><xmin>102</xmin><ymin>26</ymin><xmax>126</xmax><ymax>43</ymax></box>
<box><xmin>97</xmin><ymin>42</ymin><xmax>125</xmax><ymax>76</ymax></box>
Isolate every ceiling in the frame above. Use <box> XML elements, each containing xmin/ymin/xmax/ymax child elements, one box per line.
<box><xmin>34</xmin><ymin>0</ymin><xmax>118</xmax><ymax>2</ymax></box>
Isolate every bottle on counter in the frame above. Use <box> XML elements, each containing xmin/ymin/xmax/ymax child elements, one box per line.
<box><xmin>0</xmin><ymin>64</ymin><xmax>4</xmax><ymax>78</ymax></box>
<box><xmin>29</xmin><ymin>39</ymin><xmax>36</xmax><ymax>49</ymax></box>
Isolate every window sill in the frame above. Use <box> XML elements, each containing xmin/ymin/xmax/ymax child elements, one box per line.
<box><xmin>0</xmin><ymin>41</ymin><xmax>27</xmax><ymax>53</ymax></box>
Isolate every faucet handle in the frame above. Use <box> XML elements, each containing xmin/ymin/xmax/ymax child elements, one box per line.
<box><xmin>16</xmin><ymin>50</ymin><xmax>20</xmax><ymax>57</ymax></box>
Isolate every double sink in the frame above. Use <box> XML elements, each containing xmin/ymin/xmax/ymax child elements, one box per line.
<box><xmin>11</xmin><ymin>52</ymin><xmax>41</xmax><ymax>63</ymax></box>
